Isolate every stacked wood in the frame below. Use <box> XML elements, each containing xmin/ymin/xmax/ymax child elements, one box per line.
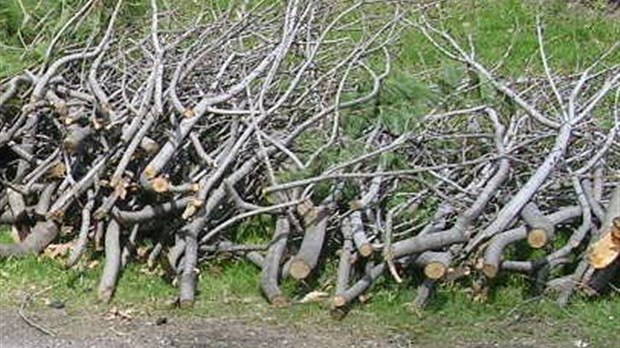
<box><xmin>1</xmin><ymin>1</ymin><xmax>619</xmax><ymax>312</ymax></box>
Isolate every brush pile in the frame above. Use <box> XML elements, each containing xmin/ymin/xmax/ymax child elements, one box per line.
<box><xmin>1</xmin><ymin>0</ymin><xmax>619</xmax><ymax>312</ymax></box>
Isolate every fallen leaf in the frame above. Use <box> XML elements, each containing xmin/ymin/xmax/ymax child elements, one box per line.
<box><xmin>105</xmin><ymin>306</ymin><xmax>133</xmax><ymax>321</ymax></box>
<box><xmin>87</xmin><ymin>260</ymin><xmax>100</xmax><ymax>269</ymax></box>
<box><xmin>44</xmin><ymin>242</ymin><xmax>74</xmax><ymax>259</ymax></box>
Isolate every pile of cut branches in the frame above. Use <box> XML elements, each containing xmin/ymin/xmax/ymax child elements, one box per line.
<box><xmin>1</xmin><ymin>0</ymin><xmax>619</xmax><ymax>312</ymax></box>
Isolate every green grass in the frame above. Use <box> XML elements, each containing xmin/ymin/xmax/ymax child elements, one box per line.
<box><xmin>398</xmin><ymin>0</ymin><xmax>620</xmax><ymax>76</ymax></box>
<box><xmin>0</xmin><ymin>0</ymin><xmax>253</xmax><ymax>78</ymax></box>
<box><xmin>1</xmin><ymin>238</ymin><xmax>618</xmax><ymax>347</ymax></box>
<box><xmin>0</xmin><ymin>0</ymin><xmax>103</xmax><ymax>77</ymax></box>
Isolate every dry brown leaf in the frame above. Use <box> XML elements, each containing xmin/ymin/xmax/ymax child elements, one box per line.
<box><xmin>48</xmin><ymin>162</ymin><xmax>66</xmax><ymax>178</ymax></box>
<box><xmin>104</xmin><ymin>306</ymin><xmax>134</xmax><ymax>321</ymax></box>
<box><xmin>136</xmin><ymin>246</ymin><xmax>150</xmax><ymax>259</ymax></box>
<box><xmin>43</xmin><ymin>242</ymin><xmax>74</xmax><ymax>259</ymax></box>
<box><xmin>87</xmin><ymin>260</ymin><xmax>100</xmax><ymax>269</ymax></box>
<box><xmin>139</xmin><ymin>266</ymin><xmax>163</xmax><ymax>276</ymax></box>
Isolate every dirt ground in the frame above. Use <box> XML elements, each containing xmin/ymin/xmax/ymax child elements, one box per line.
<box><xmin>0</xmin><ymin>304</ymin><xmax>579</xmax><ymax>348</ymax></box>
<box><xmin>0</xmin><ymin>305</ymin><xmax>396</xmax><ymax>348</ymax></box>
